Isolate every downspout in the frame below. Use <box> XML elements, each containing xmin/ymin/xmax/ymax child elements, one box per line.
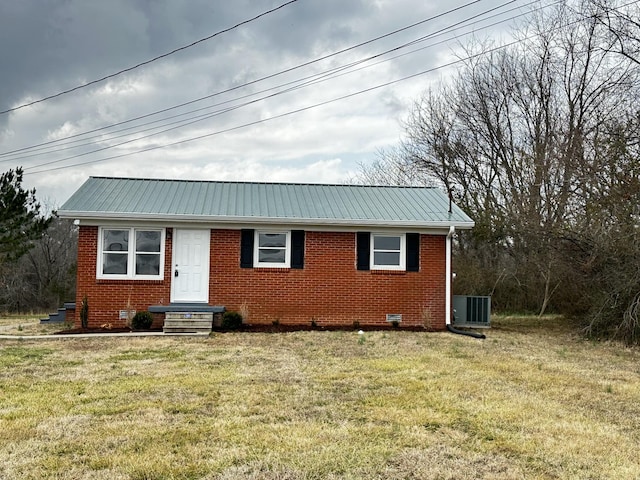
<box><xmin>445</xmin><ymin>225</ymin><xmax>486</xmax><ymax>339</ymax></box>
<box><xmin>445</xmin><ymin>226</ymin><xmax>454</xmax><ymax>327</ymax></box>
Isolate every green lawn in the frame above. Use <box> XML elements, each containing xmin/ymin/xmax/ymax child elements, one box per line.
<box><xmin>0</xmin><ymin>316</ymin><xmax>639</xmax><ymax>479</ymax></box>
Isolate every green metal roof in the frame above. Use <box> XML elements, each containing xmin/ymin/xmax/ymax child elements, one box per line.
<box><xmin>58</xmin><ymin>177</ymin><xmax>474</xmax><ymax>229</ymax></box>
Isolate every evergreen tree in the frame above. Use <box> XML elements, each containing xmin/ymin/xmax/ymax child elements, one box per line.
<box><xmin>0</xmin><ymin>167</ymin><xmax>51</xmax><ymax>262</ymax></box>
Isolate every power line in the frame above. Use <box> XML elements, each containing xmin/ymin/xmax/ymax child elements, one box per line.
<box><xmin>19</xmin><ymin>1</ymin><xmax>631</xmax><ymax>178</ymax></box>
<box><xmin>1</xmin><ymin>0</ymin><xmax>489</xmax><ymax>157</ymax></box>
<box><xmin>7</xmin><ymin>0</ymin><xmax>534</xmax><ymax>164</ymax></box>
<box><xmin>0</xmin><ymin>0</ymin><xmax>300</xmax><ymax>116</ymax></box>
<box><xmin>13</xmin><ymin>2</ymin><xmax>534</xmax><ymax>170</ymax></box>
<box><xmin>24</xmin><ymin>36</ymin><xmax>535</xmax><ymax>176</ymax></box>
<box><xmin>30</xmin><ymin>0</ymin><xmax>613</xmax><ymax>176</ymax></box>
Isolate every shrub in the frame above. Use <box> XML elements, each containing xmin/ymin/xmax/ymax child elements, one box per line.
<box><xmin>221</xmin><ymin>311</ymin><xmax>243</xmax><ymax>330</ymax></box>
<box><xmin>131</xmin><ymin>311</ymin><xmax>154</xmax><ymax>330</ymax></box>
<box><xmin>80</xmin><ymin>295</ymin><xmax>89</xmax><ymax>329</ymax></box>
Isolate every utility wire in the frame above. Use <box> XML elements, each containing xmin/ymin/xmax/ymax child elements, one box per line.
<box><xmin>21</xmin><ymin>0</ymin><xmax>630</xmax><ymax>176</ymax></box>
<box><xmin>21</xmin><ymin>2</ymin><xmax>539</xmax><ymax>170</ymax></box>
<box><xmin>29</xmin><ymin>0</ymin><xmax>612</xmax><ymax>176</ymax></box>
<box><xmin>0</xmin><ymin>0</ymin><xmax>489</xmax><ymax>156</ymax></box>
<box><xmin>8</xmin><ymin>0</ymin><xmax>534</xmax><ymax>164</ymax></box>
<box><xmin>24</xmin><ymin>36</ymin><xmax>539</xmax><ymax>176</ymax></box>
<box><xmin>0</xmin><ymin>0</ymin><xmax>300</xmax><ymax>116</ymax></box>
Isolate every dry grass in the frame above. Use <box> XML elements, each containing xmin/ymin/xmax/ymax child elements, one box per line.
<box><xmin>1</xmin><ymin>316</ymin><xmax>639</xmax><ymax>479</ymax></box>
<box><xmin>0</xmin><ymin>313</ymin><xmax>43</xmax><ymax>327</ymax></box>
<box><xmin>0</xmin><ymin>313</ymin><xmax>71</xmax><ymax>336</ymax></box>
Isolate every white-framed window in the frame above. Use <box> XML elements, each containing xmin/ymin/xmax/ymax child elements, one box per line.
<box><xmin>254</xmin><ymin>230</ymin><xmax>291</xmax><ymax>268</ymax></box>
<box><xmin>371</xmin><ymin>233</ymin><xmax>406</xmax><ymax>270</ymax></box>
<box><xmin>98</xmin><ymin>227</ymin><xmax>165</xmax><ymax>279</ymax></box>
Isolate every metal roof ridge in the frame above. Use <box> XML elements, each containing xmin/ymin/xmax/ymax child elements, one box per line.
<box><xmin>88</xmin><ymin>176</ymin><xmax>441</xmax><ymax>189</ymax></box>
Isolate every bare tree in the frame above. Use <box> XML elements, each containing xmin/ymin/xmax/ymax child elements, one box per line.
<box><xmin>0</xmin><ymin>216</ymin><xmax>77</xmax><ymax>312</ymax></box>
<box><xmin>358</xmin><ymin>0</ymin><xmax>640</xmax><ymax>334</ymax></box>
<box><xmin>590</xmin><ymin>0</ymin><xmax>640</xmax><ymax>65</ymax></box>
<box><xmin>578</xmin><ymin>112</ymin><xmax>640</xmax><ymax>342</ymax></box>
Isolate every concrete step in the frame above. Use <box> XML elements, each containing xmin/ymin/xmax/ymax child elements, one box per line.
<box><xmin>164</xmin><ymin>319</ymin><xmax>212</xmax><ymax>327</ymax></box>
<box><xmin>163</xmin><ymin>312</ymin><xmax>213</xmax><ymax>334</ymax></box>
<box><xmin>40</xmin><ymin>303</ymin><xmax>76</xmax><ymax>324</ymax></box>
<box><xmin>40</xmin><ymin>308</ymin><xmax>66</xmax><ymax>323</ymax></box>
<box><xmin>163</xmin><ymin>327</ymin><xmax>212</xmax><ymax>334</ymax></box>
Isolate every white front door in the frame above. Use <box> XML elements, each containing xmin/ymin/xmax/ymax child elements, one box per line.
<box><xmin>171</xmin><ymin>229</ymin><xmax>210</xmax><ymax>303</ymax></box>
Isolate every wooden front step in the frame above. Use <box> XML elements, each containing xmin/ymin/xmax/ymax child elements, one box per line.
<box><xmin>163</xmin><ymin>312</ymin><xmax>213</xmax><ymax>334</ymax></box>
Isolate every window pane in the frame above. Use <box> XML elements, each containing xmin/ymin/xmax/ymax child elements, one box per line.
<box><xmin>259</xmin><ymin>248</ymin><xmax>286</xmax><ymax>264</ymax></box>
<box><xmin>373</xmin><ymin>235</ymin><xmax>401</xmax><ymax>251</ymax></box>
<box><xmin>136</xmin><ymin>230</ymin><xmax>161</xmax><ymax>252</ymax></box>
<box><xmin>103</xmin><ymin>253</ymin><xmax>128</xmax><ymax>274</ymax></box>
<box><xmin>374</xmin><ymin>251</ymin><xmax>400</xmax><ymax>266</ymax></box>
<box><xmin>103</xmin><ymin>230</ymin><xmax>129</xmax><ymax>252</ymax></box>
<box><xmin>136</xmin><ymin>253</ymin><xmax>160</xmax><ymax>275</ymax></box>
<box><xmin>259</xmin><ymin>233</ymin><xmax>286</xmax><ymax>248</ymax></box>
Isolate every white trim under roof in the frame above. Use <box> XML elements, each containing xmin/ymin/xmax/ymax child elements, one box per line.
<box><xmin>58</xmin><ymin>211</ymin><xmax>475</xmax><ymax>230</ymax></box>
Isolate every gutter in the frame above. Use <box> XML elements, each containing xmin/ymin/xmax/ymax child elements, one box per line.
<box><xmin>444</xmin><ymin>225</ymin><xmax>485</xmax><ymax>339</ymax></box>
<box><xmin>445</xmin><ymin>226</ymin><xmax>454</xmax><ymax>326</ymax></box>
<box><xmin>57</xmin><ymin>209</ymin><xmax>475</xmax><ymax>229</ymax></box>
<box><xmin>56</xmin><ymin>210</ymin><xmax>475</xmax><ymax>230</ymax></box>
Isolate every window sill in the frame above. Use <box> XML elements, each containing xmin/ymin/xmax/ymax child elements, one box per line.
<box><xmin>251</xmin><ymin>267</ymin><xmax>291</xmax><ymax>273</ymax></box>
<box><xmin>370</xmin><ymin>269</ymin><xmax>407</xmax><ymax>275</ymax></box>
<box><xmin>97</xmin><ymin>278</ymin><xmax>165</xmax><ymax>284</ymax></box>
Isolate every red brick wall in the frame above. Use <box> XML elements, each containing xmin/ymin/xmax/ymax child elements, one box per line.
<box><xmin>74</xmin><ymin>226</ymin><xmax>172</xmax><ymax>328</ymax></box>
<box><xmin>75</xmin><ymin>227</ymin><xmax>446</xmax><ymax>329</ymax></box>
<box><xmin>211</xmin><ymin>230</ymin><xmax>445</xmax><ymax>329</ymax></box>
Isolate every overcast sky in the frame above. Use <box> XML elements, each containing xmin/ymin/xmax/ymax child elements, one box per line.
<box><xmin>0</xmin><ymin>0</ymin><xmax>533</xmax><ymax>208</ymax></box>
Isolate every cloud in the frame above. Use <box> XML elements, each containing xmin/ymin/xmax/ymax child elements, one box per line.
<box><xmin>0</xmin><ymin>0</ymin><xmax>525</xmax><ymax>206</ymax></box>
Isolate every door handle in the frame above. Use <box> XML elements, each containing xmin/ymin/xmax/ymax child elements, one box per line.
<box><xmin>174</xmin><ymin>269</ymin><xmax>179</xmax><ymax>277</ymax></box>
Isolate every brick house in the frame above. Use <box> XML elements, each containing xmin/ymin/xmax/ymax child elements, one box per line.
<box><xmin>58</xmin><ymin>177</ymin><xmax>474</xmax><ymax>331</ymax></box>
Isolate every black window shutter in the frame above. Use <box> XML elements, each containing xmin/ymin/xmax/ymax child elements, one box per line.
<box><xmin>291</xmin><ymin>230</ymin><xmax>305</xmax><ymax>269</ymax></box>
<box><xmin>406</xmin><ymin>233</ymin><xmax>420</xmax><ymax>272</ymax></box>
<box><xmin>240</xmin><ymin>229</ymin><xmax>254</xmax><ymax>268</ymax></box>
<box><xmin>356</xmin><ymin>232</ymin><xmax>370</xmax><ymax>270</ymax></box>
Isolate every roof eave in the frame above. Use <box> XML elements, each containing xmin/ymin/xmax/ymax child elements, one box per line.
<box><xmin>58</xmin><ymin>210</ymin><xmax>475</xmax><ymax>230</ymax></box>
